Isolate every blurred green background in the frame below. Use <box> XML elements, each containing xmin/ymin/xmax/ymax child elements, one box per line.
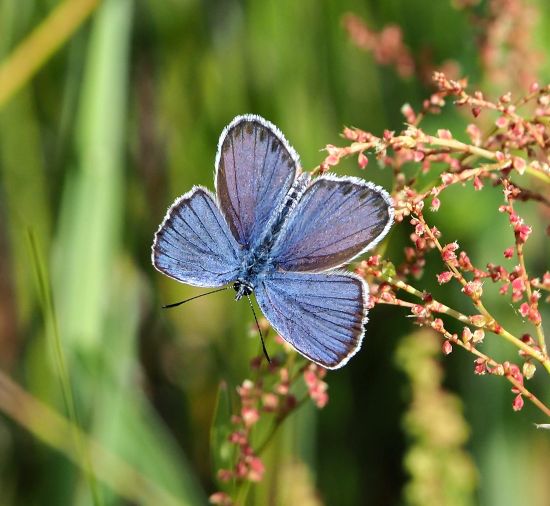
<box><xmin>0</xmin><ymin>0</ymin><xmax>549</xmax><ymax>504</ymax></box>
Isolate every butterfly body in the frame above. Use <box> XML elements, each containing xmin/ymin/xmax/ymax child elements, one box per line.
<box><xmin>233</xmin><ymin>173</ymin><xmax>311</xmax><ymax>299</ymax></box>
<box><xmin>152</xmin><ymin>114</ymin><xmax>394</xmax><ymax>369</ymax></box>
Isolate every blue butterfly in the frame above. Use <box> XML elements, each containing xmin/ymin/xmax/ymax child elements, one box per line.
<box><xmin>152</xmin><ymin>115</ymin><xmax>394</xmax><ymax>369</ymax></box>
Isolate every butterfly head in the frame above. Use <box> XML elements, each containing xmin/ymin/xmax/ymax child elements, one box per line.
<box><xmin>233</xmin><ymin>280</ymin><xmax>253</xmax><ymax>301</ymax></box>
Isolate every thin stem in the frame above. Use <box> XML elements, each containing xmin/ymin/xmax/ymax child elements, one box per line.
<box><xmin>418</xmin><ymin>214</ymin><xmax>550</xmax><ymax>369</ymax></box>
<box><xmin>380</xmin><ymin>275</ymin><xmax>471</xmax><ymax>324</ymax></box>
<box><xmin>497</xmin><ymin>327</ymin><xmax>550</xmax><ymax>375</ymax></box>
<box><xmin>417</xmin><ymin>135</ymin><xmax>549</xmax><ymax>183</ymax></box>
<box><xmin>440</xmin><ymin>330</ymin><xmax>550</xmax><ymax>418</ymax></box>
<box><xmin>255</xmin><ymin>396</ymin><xmax>309</xmax><ymax>456</ymax></box>
<box><xmin>423</xmin><ymin>135</ymin><xmax>498</xmax><ymax>161</ymax></box>
<box><xmin>234</xmin><ymin>480</ymin><xmax>251</xmax><ymax>506</ymax></box>
<box><xmin>27</xmin><ymin>230</ymin><xmax>101</xmax><ymax>506</ymax></box>
<box><xmin>505</xmin><ymin>374</ymin><xmax>550</xmax><ymax>418</ymax></box>
<box><xmin>516</xmin><ymin>241</ymin><xmax>547</xmax><ymax>355</ymax></box>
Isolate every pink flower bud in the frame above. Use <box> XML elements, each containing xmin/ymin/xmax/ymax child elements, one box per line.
<box><xmin>262</xmin><ymin>393</ymin><xmax>279</xmax><ymax>412</ymax></box>
<box><xmin>441</xmin><ymin>241</ymin><xmax>459</xmax><ymax>263</ymax></box>
<box><xmin>358</xmin><ymin>152</ymin><xmax>369</xmax><ymax>169</ymax></box>
<box><xmin>430</xmin><ymin>197</ymin><xmax>441</xmax><ymax>211</ymax></box>
<box><xmin>519</xmin><ymin>303</ymin><xmax>530</xmax><ymax>317</ymax></box>
<box><xmin>441</xmin><ymin>172</ymin><xmax>454</xmax><ymax>185</ymax></box>
<box><xmin>432</xmin><ymin>318</ymin><xmax>444</xmax><ymax>332</ymax></box>
<box><xmin>413</xmin><ymin>150</ymin><xmax>425</xmax><ymax>162</ymax></box>
<box><xmin>304</xmin><ymin>369</ymin><xmax>317</xmax><ymax>388</ymax></box>
<box><xmin>216</xmin><ymin>469</ymin><xmax>234</xmax><ymax>484</ymax></box>
<box><xmin>512</xmin><ymin>278</ymin><xmax>526</xmax><ymax>301</ymax></box>
<box><xmin>528</xmin><ymin>307</ymin><xmax>542</xmax><ymax>325</ymax></box>
<box><xmin>237</xmin><ymin>379</ymin><xmax>255</xmax><ymax>400</ymax></box>
<box><xmin>458</xmin><ymin>251</ymin><xmax>473</xmax><ymax>270</ymax></box>
<box><xmin>367</xmin><ymin>255</ymin><xmax>381</xmax><ymax>266</ymax></box>
<box><xmin>474</xmin><ymin>358</ymin><xmax>487</xmax><ymax>375</ymax></box>
<box><xmin>472</xmin><ymin>329</ymin><xmax>485</xmax><ymax>343</ymax></box>
<box><xmin>462</xmin><ymin>327</ymin><xmax>473</xmax><ymax>343</ymax></box>
<box><xmin>442</xmin><ymin>340</ymin><xmax>453</xmax><ymax>355</ymax></box>
<box><xmin>247</xmin><ymin>456</ymin><xmax>265</xmax><ymax>482</ymax></box>
<box><xmin>209</xmin><ymin>491</ymin><xmax>233</xmax><ymax>505</ymax></box>
<box><xmin>515</xmin><ymin>224</ymin><xmax>532</xmax><ymax>243</ymax></box>
<box><xmin>512</xmin><ymin>157</ymin><xmax>526</xmax><ymax>174</ymax></box>
<box><xmin>473</xmin><ymin>175</ymin><xmax>484</xmax><ymax>191</ymax></box>
<box><xmin>241</xmin><ymin>406</ymin><xmax>260</xmax><ymax>427</ymax></box>
<box><xmin>324</xmin><ymin>154</ymin><xmax>340</xmax><ymax>166</ymax></box>
<box><xmin>466</xmin><ymin>124</ymin><xmax>481</xmax><ymax>145</ymax></box>
<box><xmin>495</xmin><ymin>116</ymin><xmax>509</xmax><ymax>129</ymax></box>
<box><xmin>275</xmin><ymin>383</ymin><xmax>289</xmax><ymax>395</ymax></box>
<box><xmin>512</xmin><ymin>394</ymin><xmax>524</xmax><ymax>412</ymax></box>
<box><xmin>228</xmin><ymin>430</ymin><xmax>247</xmax><ymax>445</ymax></box>
<box><xmin>491</xmin><ymin>364</ymin><xmax>505</xmax><ymax>376</ymax></box>
<box><xmin>462</xmin><ymin>280</ymin><xmax>483</xmax><ymax>298</ymax></box>
<box><xmin>437</xmin><ymin>271</ymin><xmax>453</xmax><ymax>284</ymax></box>
<box><xmin>401</xmin><ymin>103</ymin><xmax>416</xmax><ymax>123</ymax></box>
<box><xmin>235</xmin><ymin>460</ymin><xmax>247</xmax><ymax>478</ymax></box>
<box><xmin>506</xmin><ymin>362</ymin><xmax>523</xmax><ymax>383</ymax></box>
<box><xmin>503</xmin><ymin>247</ymin><xmax>514</xmax><ymax>259</ymax></box>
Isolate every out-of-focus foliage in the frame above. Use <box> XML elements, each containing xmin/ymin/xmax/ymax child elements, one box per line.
<box><xmin>396</xmin><ymin>330</ymin><xmax>477</xmax><ymax>506</ymax></box>
<box><xmin>0</xmin><ymin>0</ymin><xmax>549</xmax><ymax>505</ymax></box>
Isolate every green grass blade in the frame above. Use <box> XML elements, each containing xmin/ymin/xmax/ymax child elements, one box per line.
<box><xmin>27</xmin><ymin>228</ymin><xmax>102</xmax><ymax>505</ymax></box>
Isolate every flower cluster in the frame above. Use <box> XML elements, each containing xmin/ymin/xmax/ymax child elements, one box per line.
<box><xmin>324</xmin><ymin>72</ymin><xmax>550</xmax><ymax>417</ymax></box>
<box><xmin>342</xmin><ymin>13</ymin><xmax>415</xmax><ymax>78</ymax></box>
<box><xmin>303</xmin><ymin>364</ymin><xmax>329</xmax><ymax>408</ymax></box>
<box><xmin>345</xmin><ymin>1</ymin><xmax>542</xmax><ymax>94</ymax></box>
<box><xmin>460</xmin><ymin>0</ymin><xmax>541</xmax><ymax>91</ymax></box>
<box><xmin>210</xmin><ymin>349</ymin><xmax>330</xmax><ymax>504</ymax></box>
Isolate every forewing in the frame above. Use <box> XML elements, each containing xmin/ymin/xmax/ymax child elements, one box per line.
<box><xmin>152</xmin><ymin>187</ymin><xmax>242</xmax><ymax>287</ymax></box>
<box><xmin>255</xmin><ymin>271</ymin><xmax>367</xmax><ymax>369</ymax></box>
<box><xmin>215</xmin><ymin>114</ymin><xmax>300</xmax><ymax>247</ymax></box>
<box><xmin>271</xmin><ymin>175</ymin><xmax>393</xmax><ymax>271</ymax></box>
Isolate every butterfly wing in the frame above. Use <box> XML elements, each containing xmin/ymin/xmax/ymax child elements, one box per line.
<box><xmin>152</xmin><ymin>187</ymin><xmax>242</xmax><ymax>287</ymax></box>
<box><xmin>255</xmin><ymin>271</ymin><xmax>367</xmax><ymax>369</ymax></box>
<box><xmin>215</xmin><ymin>114</ymin><xmax>300</xmax><ymax>248</ymax></box>
<box><xmin>271</xmin><ymin>175</ymin><xmax>393</xmax><ymax>272</ymax></box>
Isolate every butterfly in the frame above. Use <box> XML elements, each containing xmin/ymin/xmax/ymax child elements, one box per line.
<box><xmin>152</xmin><ymin>115</ymin><xmax>394</xmax><ymax>369</ymax></box>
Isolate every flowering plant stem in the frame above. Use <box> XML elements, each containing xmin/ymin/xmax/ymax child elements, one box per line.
<box><xmin>331</xmin><ymin>72</ymin><xmax>550</xmax><ymax>418</ymax></box>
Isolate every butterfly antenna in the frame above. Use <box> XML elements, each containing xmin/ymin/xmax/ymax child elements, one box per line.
<box><xmin>162</xmin><ymin>287</ymin><xmax>229</xmax><ymax>308</ymax></box>
<box><xmin>247</xmin><ymin>295</ymin><xmax>270</xmax><ymax>364</ymax></box>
